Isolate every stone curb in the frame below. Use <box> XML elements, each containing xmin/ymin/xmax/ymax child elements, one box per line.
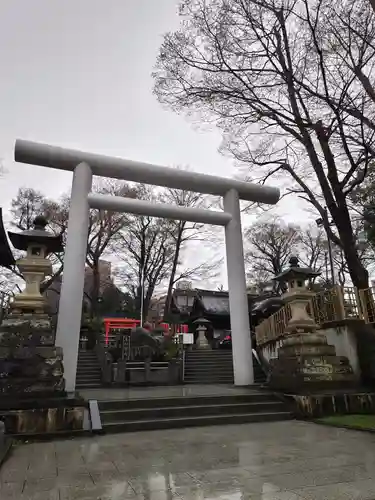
<box><xmin>9</xmin><ymin>428</ymin><xmax>104</xmax><ymax>443</ymax></box>
<box><xmin>0</xmin><ymin>437</ymin><xmax>13</xmax><ymax>470</ymax></box>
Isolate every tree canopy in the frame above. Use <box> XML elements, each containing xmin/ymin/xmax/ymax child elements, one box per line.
<box><xmin>154</xmin><ymin>0</ymin><xmax>375</xmax><ymax>288</ymax></box>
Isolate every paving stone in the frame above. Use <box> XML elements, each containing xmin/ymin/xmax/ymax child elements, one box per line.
<box><xmin>2</xmin><ymin>421</ymin><xmax>375</xmax><ymax>500</ymax></box>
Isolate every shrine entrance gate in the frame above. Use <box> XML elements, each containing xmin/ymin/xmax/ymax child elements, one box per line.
<box><xmin>14</xmin><ymin>139</ymin><xmax>279</xmax><ymax>392</ymax></box>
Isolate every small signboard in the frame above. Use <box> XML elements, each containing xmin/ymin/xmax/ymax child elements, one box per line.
<box><xmin>183</xmin><ymin>333</ymin><xmax>194</xmax><ymax>345</ymax></box>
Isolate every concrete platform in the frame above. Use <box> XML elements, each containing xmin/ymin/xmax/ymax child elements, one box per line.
<box><xmin>79</xmin><ymin>384</ymin><xmax>263</xmax><ymax>402</ymax></box>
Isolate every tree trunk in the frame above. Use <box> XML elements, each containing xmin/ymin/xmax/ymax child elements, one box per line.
<box><xmin>90</xmin><ymin>259</ymin><xmax>101</xmax><ymax>318</ymax></box>
<box><xmin>143</xmin><ymin>285</ymin><xmax>155</xmax><ymax>322</ymax></box>
<box><xmin>337</xmin><ymin>223</ymin><xmax>369</xmax><ymax>289</ymax></box>
<box><xmin>345</xmin><ymin>248</ymin><xmax>369</xmax><ymax>289</ymax></box>
<box><xmin>163</xmin><ymin>229</ymin><xmax>183</xmax><ymax>320</ymax></box>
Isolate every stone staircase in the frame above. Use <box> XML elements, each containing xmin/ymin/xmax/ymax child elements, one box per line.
<box><xmin>98</xmin><ymin>391</ymin><xmax>292</xmax><ymax>433</ymax></box>
<box><xmin>184</xmin><ymin>350</ymin><xmax>266</xmax><ymax>384</ymax></box>
<box><xmin>76</xmin><ymin>349</ymin><xmax>103</xmax><ymax>389</ymax></box>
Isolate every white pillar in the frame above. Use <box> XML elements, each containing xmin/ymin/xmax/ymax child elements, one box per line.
<box><xmin>56</xmin><ymin>162</ymin><xmax>92</xmax><ymax>393</ymax></box>
<box><xmin>224</xmin><ymin>189</ymin><xmax>254</xmax><ymax>385</ymax></box>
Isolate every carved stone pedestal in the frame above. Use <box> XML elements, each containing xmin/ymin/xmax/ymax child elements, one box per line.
<box><xmin>0</xmin><ymin>314</ymin><xmax>65</xmax><ymax>397</ymax></box>
<box><xmin>268</xmin><ymin>332</ymin><xmax>357</xmax><ymax>392</ymax></box>
<box><xmin>0</xmin><ymin>315</ymin><xmax>88</xmax><ymax>437</ymax></box>
<box><xmin>197</xmin><ymin>328</ymin><xmax>210</xmax><ymax>350</ymax></box>
<box><xmin>267</xmin><ymin>257</ymin><xmax>357</xmax><ymax>393</ymax></box>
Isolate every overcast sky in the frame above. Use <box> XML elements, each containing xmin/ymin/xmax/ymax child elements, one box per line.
<box><xmin>0</xmin><ymin>0</ymin><xmax>308</xmax><ymax>288</ymax></box>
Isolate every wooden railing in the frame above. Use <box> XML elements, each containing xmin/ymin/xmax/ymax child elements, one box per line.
<box><xmin>358</xmin><ymin>287</ymin><xmax>375</xmax><ymax>324</ymax></box>
<box><xmin>255</xmin><ymin>303</ymin><xmax>292</xmax><ymax>346</ymax></box>
<box><xmin>255</xmin><ymin>285</ymin><xmax>364</xmax><ymax>347</ymax></box>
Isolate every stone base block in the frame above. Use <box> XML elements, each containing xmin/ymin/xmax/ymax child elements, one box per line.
<box><xmin>279</xmin><ymin>344</ymin><xmax>336</xmax><ymax>357</ymax></box>
<box><xmin>1</xmin><ymin>408</ymin><xmax>84</xmax><ymax>436</ymax></box>
<box><xmin>0</xmin><ymin>315</ymin><xmax>64</xmax><ymax>396</ymax></box>
<box><xmin>0</xmin><ymin>396</ymin><xmax>87</xmax><ymax>436</ymax></box>
<box><xmin>11</xmin><ymin>295</ymin><xmax>47</xmax><ymax>315</ymax></box>
<box><xmin>285</xmin><ymin>391</ymin><xmax>375</xmax><ymax>418</ymax></box>
<box><xmin>0</xmin><ymin>345</ymin><xmax>64</xmax><ymax>395</ymax></box>
<box><xmin>268</xmin><ymin>353</ymin><xmax>358</xmax><ymax>392</ymax></box>
<box><xmin>0</xmin><ymin>316</ymin><xmax>55</xmax><ymax>346</ymax></box>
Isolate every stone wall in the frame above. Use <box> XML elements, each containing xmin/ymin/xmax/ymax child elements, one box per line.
<box><xmin>287</xmin><ymin>392</ymin><xmax>375</xmax><ymax>418</ymax></box>
<box><xmin>113</xmin><ymin>360</ymin><xmax>182</xmax><ymax>385</ymax></box>
<box><xmin>0</xmin><ymin>397</ymin><xmax>88</xmax><ymax>436</ymax></box>
<box><xmin>324</xmin><ymin>325</ymin><xmax>360</xmax><ymax>378</ymax></box>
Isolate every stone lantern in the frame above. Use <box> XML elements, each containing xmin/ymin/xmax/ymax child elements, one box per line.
<box><xmin>193</xmin><ymin>317</ymin><xmax>211</xmax><ymax>350</ymax></box>
<box><xmin>273</xmin><ymin>256</ymin><xmax>320</xmax><ymax>334</ymax></box>
<box><xmin>0</xmin><ymin>216</ymin><xmax>65</xmax><ymax>396</ymax></box>
<box><xmin>8</xmin><ymin>216</ymin><xmax>63</xmax><ymax>315</ymax></box>
<box><xmin>267</xmin><ymin>256</ymin><xmax>356</xmax><ymax>392</ymax></box>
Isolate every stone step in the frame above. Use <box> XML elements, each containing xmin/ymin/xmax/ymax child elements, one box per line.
<box><xmin>185</xmin><ymin>361</ymin><xmax>233</xmax><ymax>366</ymax></box>
<box><xmin>184</xmin><ymin>378</ymin><xmax>234</xmax><ymax>384</ymax></box>
<box><xmin>186</xmin><ymin>350</ymin><xmax>233</xmax><ymax>354</ymax></box>
<box><xmin>76</xmin><ymin>366</ymin><xmax>101</xmax><ymax>372</ymax></box>
<box><xmin>76</xmin><ymin>371</ymin><xmax>101</xmax><ymax>377</ymax></box>
<box><xmin>184</xmin><ymin>363</ymin><xmax>234</xmax><ymax>368</ymax></box>
<box><xmin>76</xmin><ymin>375</ymin><xmax>102</xmax><ymax>380</ymax></box>
<box><xmin>76</xmin><ymin>365</ymin><xmax>101</xmax><ymax>370</ymax></box>
<box><xmin>98</xmin><ymin>390</ymin><xmax>292</xmax><ymax>433</ymax></box>
<box><xmin>76</xmin><ymin>383</ymin><xmax>102</xmax><ymax>388</ymax></box>
<box><xmin>102</xmin><ymin>411</ymin><xmax>292</xmax><ymax>433</ymax></box>
<box><xmin>76</xmin><ymin>349</ymin><xmax>102</xmax><ymax>388</ymax></box>
<box><xmin>185</xmin><ymin>353</ymin><xmax>233</xmax><ymax>358</ymax></box>
<box><xmin>76</xmin><ymin>378</ymin><xmax>102</xmax><ymax>384</ymax></box>
<box><xmin>184</xmin><ymin>374</ymin><xmax>234</xmax><ymax>379</ymax></box>
<box><xmin>100</xmin><ymin>401</ymin><xmax>286</xmax><ymax>423</ymax></box>
<box><xmin>184</xmin><ymin>370</ymin><xmax>234</xmax><ymax>376</ymax></box>
<box><xmin>98</xmin><ymin>392</ymin><xmax>271</xmax><ymax>411</ymax></box>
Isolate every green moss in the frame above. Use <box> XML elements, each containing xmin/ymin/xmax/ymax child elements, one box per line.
<box><xmin>318</xmin><ymin>414</ymin><xmax>375</xmax><ymax>429</ymax></box>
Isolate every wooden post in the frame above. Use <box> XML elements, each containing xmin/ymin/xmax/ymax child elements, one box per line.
<box><xmin>334</xmin><ymin>285</ymin><xmax>346</xmax><ymax>320</ymax></box>
<box><xmin>359</xmin><ymin>288</ymin><xmax>371</xmax><ymax>324</ymax></box>
<box><xmin>354</xmin><ymin>287</ymin><xmax>364</xmax><ymax>321</ymax></box>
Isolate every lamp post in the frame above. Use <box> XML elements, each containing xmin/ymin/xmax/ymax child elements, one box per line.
<box><xmin>316</xmin><ymin>207</ymin><xmax>335</xmax><ymax>286</ymax></box>
<box><xmin>140</xmin><ymin>263</ymin><xmax>145</xmax><ymax>327</ymax></box>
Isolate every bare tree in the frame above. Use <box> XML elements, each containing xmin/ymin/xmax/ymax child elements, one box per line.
<box><xmin>161</xmin><ymin>183</ymin><xmax>217</xmax><ymax>318</ymax></box>
<box><xmin>245</xmin><ymin>218</ymin><xmax>300</xmax><ymax>289</ymax></box>
<box><xmin>115</xmin><ymin>185</ymin><xmax>176</xmax><ymax>320</ymax></box>
<box><xmin>298</xmin><ymin>226</ymin><xmax>327</xmax><ymax>270</ymax></box>
<box><xmin>245</xmin><ymin>218</ymin><xmax>339</xmax><ymax>289</ymax></box>
<box><xmin>153</xmin><ymin>0</ymin><xmax>375</xmax><ymax>288</ymax></box>
<box><xmin>10</xmin><ymin>181</ymin><xmax>133</xmax><ymax>315</ymax></box>
<box><xmin>11</xmin><ymin>188</ymin><xmax>47</xmax><ymax>230</ymax></box>
<box><xmin>82</xmin><ymin>179</ymin><xmax>135</xmax><ymax>316</ymax></box>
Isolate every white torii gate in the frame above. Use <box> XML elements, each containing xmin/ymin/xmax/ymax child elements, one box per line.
<box><xmin>14</xmin><ymin>139</ymin><xmax>280</xmax><ymax>393</ymax></box>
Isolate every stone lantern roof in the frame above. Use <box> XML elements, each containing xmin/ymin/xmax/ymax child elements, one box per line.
<box><xmin>8</xmin><ymin>216</ymin><xmax>63</xmax><ymax>254</ymax></box>
<box><xmin>273</xmin><ymin>256</ymin><xmax>320</xmax><ymax>284</ymax></box>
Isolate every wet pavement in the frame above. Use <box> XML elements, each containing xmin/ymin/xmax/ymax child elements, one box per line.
<box><xmin>1</xmin><ymin>420</ymin><xmax>375</xmax><ymax>499</ymax></box>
